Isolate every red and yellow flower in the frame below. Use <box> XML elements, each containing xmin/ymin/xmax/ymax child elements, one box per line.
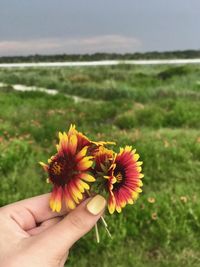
<box><xmin>106</xmin><ymin>146</ymin><xmax>144</xmax><ymax>214</ymax></box>
<box><xmin>40</xmin><ymin>125</ymin><xmax>96</xmax><ymax>212</ymax></box>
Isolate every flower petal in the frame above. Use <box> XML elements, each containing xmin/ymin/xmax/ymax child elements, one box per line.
<box><xmin>76</xmin><ymin>146</ymin><xmax>88</xmax><ymax>161</ymax></box>
<box><xmin>68</xmin><ymin>181</ymin><xmax>83</xmax><ymax>201</ymax></box>
<box><xmin>108</xmin><ymin>196</ymin><xmax>116</xmax><ymax>214</ymax></box>
<box><xmin>134</xmin><ymin>153</ymin><xmax>140</xmax><ymax>161</ymax></box>
<box><xmin>68</xmin><ymin>134</ymin><xmax>78</xmax><ymax>155</ymax></box>
<box><xmin>64</xmin><ymin>186</ymin><xmax>76</xmax><ymax>209</ymax></box>
<box><xmin>39</xmin><ymin>161</ymin><xmax>49</xmax><ymax>172</ymax></box>
<box><xmin>50</xmin><ymin>186</ymin><xmax>62</xmax><ymax>212</ymax></box>
<box><xmin>79</xmin><ymin>173</ymin><xmax>96</xmax><ymax>182</ymax></box>
<box><xmin>77</xmin><ymin>157</ymin><xmax>93</xmax><ymax>171</ymax></box>
<box><xmin>79</xmin><ymin>180</ymin><xmax>90</xmax><ymax>190</ymax></box>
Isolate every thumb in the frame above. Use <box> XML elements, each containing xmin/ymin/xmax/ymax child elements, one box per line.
<box><xmin>36</xmin><ymin>195</ymin><xmax>106</xmax><ymax>253</ymax></box>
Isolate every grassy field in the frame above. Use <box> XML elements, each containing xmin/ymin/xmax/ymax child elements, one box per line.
<box><xmin>0</xmin><ymin>64</ymin><xmax>200</xmax><ymax>267</ymax></box>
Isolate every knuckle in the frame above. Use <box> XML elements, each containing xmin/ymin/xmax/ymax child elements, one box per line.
<box><xmin>68</xmin><ymin>213</ymin><xmax>89</xmax><ymax>230</ymax></box>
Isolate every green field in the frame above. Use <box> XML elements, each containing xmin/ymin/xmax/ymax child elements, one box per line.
<box><xmin>0</xmin><ymin>64</ymin><xmax>200</xmax><ymax>267</ymax></box>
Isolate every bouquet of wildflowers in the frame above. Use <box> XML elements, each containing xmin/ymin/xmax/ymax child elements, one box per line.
<box><xmin>40</xmin><ymin>125</ymin><xmax>143</xmax><ymax>240</ymax></box>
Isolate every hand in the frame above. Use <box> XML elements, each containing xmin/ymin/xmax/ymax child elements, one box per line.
<box><xmin>0</xmin><ymin>194</ymin><xmax>106</xmax><ymax>267</ymax></box>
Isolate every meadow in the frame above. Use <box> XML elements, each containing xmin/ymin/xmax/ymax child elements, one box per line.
<box><xmin>0</xmin><ymin>64</ymin><xmax>200</xmax><ymax>267</ymax></box>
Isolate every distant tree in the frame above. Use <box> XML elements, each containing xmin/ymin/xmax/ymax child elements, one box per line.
<box><xmin>0</xmin><ymin>49</ymin><xmax>200</xmax><ymax>63</ymax></box>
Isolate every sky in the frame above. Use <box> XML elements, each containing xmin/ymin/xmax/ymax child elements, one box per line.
<box><xmin>0</xmin><ymin>0</ymin><xmax>200</xmax><ymax>56</ymax></box>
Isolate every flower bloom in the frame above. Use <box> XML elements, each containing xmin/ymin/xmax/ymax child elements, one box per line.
<box><xmin>93</xmin><ymin>146</ymin><xmax>114</xmax><ymax>174</ymax></box>
<box><xmin>40</xmin><ymin>125</ymin><xmax>96</xmax><ymax>212</ymax></box>
<box><xmin>107</xmin><ymin>146</ymin><xmax>144</xmax><ymax>214</ymax></box>
<box><xmin>93</xmin><ymin>146</ymin><xmax>116</xmax><ymax>186</ymax></box>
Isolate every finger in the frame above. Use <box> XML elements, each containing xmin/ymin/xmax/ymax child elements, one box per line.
<box><xmin>36</xmin><ymin>195</ymin><xmax>106</xmax><ymax>252</ymax></box>
<box><xmin>1</xmin><ymin>194</ymin><xmax>68</xmax><ymax>231</ymax></box>
<box><xmin>28</xmin><ymin>217</ymin><xmax>63</xmax><ymax>236</ymax></box>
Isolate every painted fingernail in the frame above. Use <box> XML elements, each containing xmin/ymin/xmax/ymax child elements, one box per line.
<box><xmin>86</xmin><ymin>195</ymin><xmax>106</xmax><ymax>215</ymax></box>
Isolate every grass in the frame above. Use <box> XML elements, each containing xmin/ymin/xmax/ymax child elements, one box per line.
<box><xmin>0</xmin><ymin>64</ymin><xmax>200</xmax><ymax>267</ymax></box>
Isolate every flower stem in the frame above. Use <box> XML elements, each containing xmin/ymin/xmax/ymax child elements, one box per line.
<box><xmin>95</xmin><ymin>223</ymin><xmax>100</xmax><ymax>243</ymax></box>
<box><xmin>100</xmin><ymin>216</ymin><xmax>108</xmax><ymax>227</ymax></box>
<box><xmin>86</xmin><ymin>190</ymin><xmax>111</xmax><ymax>241</ymax></box>
<box><xmin>100</xmin><ymin>216</ymin><xmax>112</xmax><ymax>239</ymax></box>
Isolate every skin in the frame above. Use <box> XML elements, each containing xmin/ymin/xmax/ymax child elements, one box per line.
<box><xmin>0</xmin><ymin>194</ymin><xmax>105</xmax><ymax>267</ymax></box>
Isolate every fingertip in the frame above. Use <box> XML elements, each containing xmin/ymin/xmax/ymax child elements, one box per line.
<box><xmin>86</xmin><ymin>195</ymin><xmax>106</xmax><ymax>215</ymax></box>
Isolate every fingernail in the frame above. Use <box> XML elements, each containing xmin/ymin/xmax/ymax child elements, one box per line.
<box><xmin>86</xmin><ymin>195</ymin><xmax>106</xmax><ymax>215</ymax></box>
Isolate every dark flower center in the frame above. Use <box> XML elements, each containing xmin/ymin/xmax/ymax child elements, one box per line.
<box><xmin>115</xmin><ymin>172</ymin><xmax>123</xmax><ymax>183</ymax></box>
<box><xmin>113</xmin><ymin>165</ymin><xmax>126</xmax><ymax>190</ymax></box>
<box><xmin>49</xmin><ymin>155</ymin><xmax>77</xmax><ymax>187</ymax></box>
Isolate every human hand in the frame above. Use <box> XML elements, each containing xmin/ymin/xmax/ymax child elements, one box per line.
<box><xmin>0</xmin><ymin>194</ymin><xmax>106</xmax><ymax>267</ymax></box>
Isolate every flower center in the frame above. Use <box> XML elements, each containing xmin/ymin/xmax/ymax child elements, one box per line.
<box><xmin>116</xmin><ymin>172</ymin><xmax>123</xmax><ymax>183</ymax></box>
<box><xmin>112</xmin><ymin>165</ymin><xmax>126</xmax><ymax>190</ymax></box>
<box><xmin>49</xmin><ymin>155</ymin><xmax>76</xmax><ymax>187</ymax></box>
<box><xmin>51</xmin><ymin>161</ymin><xmax>63</xmax><ymax>175</ymax></box>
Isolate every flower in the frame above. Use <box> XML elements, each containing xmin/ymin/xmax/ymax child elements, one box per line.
<box><xmin>180</xmin><ymin>196</ymin><xmax>188</xmax><ymax>203</ymax></box>
<box><xmin>93</xmin><ymin>146</ymin><xmax>114</xmax><ymax>174</ymax></box>
<box><xmin>107</xmin><ymin>146</ymin><xmax>144</xmax><ymax>214</ymax></box>
<box><xmin>92</xmin><ymin>146</ymin><xmax>116</xmax><ymax>192</ymax></box>
<box><xmin>151</xmin><ymin>212</ymin><xmax>158</xmax><ymax>220</ymax></box>
<box><xmin>40</xmin><ymin>125</ymin><xmax>96</xmax><ymax>212</ymax></box>
<box><xmin>147</xmin><ymin>197</ymin><xmax>156</xmax><ymax>204</ymax></box>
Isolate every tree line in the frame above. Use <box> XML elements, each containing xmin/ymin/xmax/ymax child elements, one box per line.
<box><xmin>0</xmin><ymin>50</ymin><xmax>200</xmax><ymax>63</ymax></box>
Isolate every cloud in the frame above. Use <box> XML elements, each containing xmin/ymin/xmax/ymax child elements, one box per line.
<box><xmin>0</xmin><ymin>35</ymin><xmax>142</xmax><ymax>56</ymax></box>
